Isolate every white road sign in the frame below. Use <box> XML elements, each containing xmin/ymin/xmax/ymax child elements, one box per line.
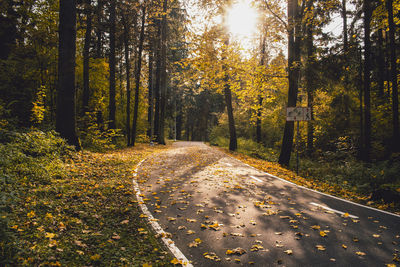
<box><xmin>286</xmin><ymin>107</ymin><xmax>311</xmax><ymax>121</ymax></box>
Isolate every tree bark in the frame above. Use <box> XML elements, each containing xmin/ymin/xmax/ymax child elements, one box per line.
<box><xmin>108</xmin><ymin>0</ymin><xmax>116</xmax><ymax>129</ymax></box>
<box><xmin>122</xmin><ymin>13</ymin><xmax>131</xmax><ymax>145</ymax></box>
<box><xmin>223</xmin><ymin>37</ymin><xmax>237</xmax><ymax>151</ymax></box>
<box><xmin>256</xmin><ymin>35</ymin><xmax>266</xmax><ymax>144</ymax></box>
<box><xmin>387</xmin><ymin>0</ymin><xmax>399</xmax><ymax>151</ymax></box>
<box><xmin>131</xmin><ymin>5</ymin><xmax>146</xmax><ymax>146</ymax></box>
<box><xmin>153</xmin><ymin>21</ymin><xmax>161</xmax><ymax>140</ymax></box>
<box><xmin>56</xmin><ymin>0</ymin><xmax>80</xmax><ymax>149</ymax></box>
<box><xmin>279</xmin><ymin>0</ymin><xmax>300</xmax><ymax>166</ymax></box>
<box><xmin>363</xmin><ymin>0</ymin><xmax>372</xmax><ymax>161</ymax></box>
<box><xmin>377</xmin><ymin>29</ymin><xmax>385</xmax><ymax>98</ymax></box>
<box><xmin>306</xmin><ymin>0</ymin><xmax>314</xmax><ymax>157</ymax></box>
<box><xmin>95</xmin><ymin>0</ymin><xmax>103</xmax><ymax>58</ymax></box>
<box><xmin>82</xmin><ymin>0</ymin><xmax>92</xmax><ymax>115</ymax></box>
<box><xmin>147</xmin><ymin>45</ymin><xmax>154</xmax><ymax>140</ymax></box>
<box><xmin>157</xmin><ymin>0</ymin><xmax>168</xmax><ymax>145</ymax></box>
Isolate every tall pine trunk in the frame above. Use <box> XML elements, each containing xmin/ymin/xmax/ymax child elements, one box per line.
<box><xmin>122</xmin><ymin>13</ymin><xmax>131</xmax><ymax>145</ymax></box>
<box><xmin>363</xmin><ymin>0</ymin><xmax>372</xmax><ymax>161</ymax></box>
<box><xmin>279</xmin><ymin>0</ymin><xmax>300</xmax><ymax>166</ymax></box>
<box><xmin>153</xmin><ymin>21</ymin><xmax>161</xmax><ymax>141</ymax></box>
<box><xmin>108</xmin><ymin>0</ymin><xmax>116</xmax><ymax>129</ymax></box>
<box><xmin>131</xmin><ymin>6</ymin><xmax>146</xmax><ymax>146</ymax></box>
<box><xmin>306</xmin><ymin>0</ymin><xmax>315</xmax><ymax>157</ymax></box>
<box><xmin>147</xmin><ymin>44</ymin><xmax>154</xmax><ymax>140</ymax></box>
<box><xmin>157</xmin><ymin>0</ymin><xmax>168</xmax><ymax>145</ymax></box>
<box><xmin>387</xmin><ymin>0</ymin><xmax>399</xmax><ymax>151</ymax></box>
<box><xmin>56</xmin><ymin>0</ymin><xmax>80</xmax><ymax>149</ymax></box>
<box><xmin>82</xmin><ymin>0</ymin><xmax>92</xmax><ymax>115</ymax></box>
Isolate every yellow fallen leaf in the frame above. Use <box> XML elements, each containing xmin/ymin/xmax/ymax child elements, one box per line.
<box><xmin>170</xmin><ymin>258</ymin><xmax>181</xmax><ymax>265</ymax></box>
<box><xmin>311</xmin><ymin>225</ymin><xmax>320</xmax><ymax>230</ymax></box>
<box><xmin>319</xmin><ymin>231</ymin><xmax>327</xmax><ymax>237</ymax></box>
<box><xmin>45</xmin><ymin>232</ymin><xmax>56</xmax><ymax>239</ymax></box>
<box><xmin>284</xmin><ymin>249</ymin><xmax>293</xmax><ymax>255</ymax></box>
<box><xmin>372</xmin><ymin>234</ymin><xmax>380</xmax><ymax>238</ymax></box>
<box><xmin>316</xmin><ymin>245</ymin><xmax>326</xmax><ymax>251</ymax></box>
<box><xmin>356</xmin><ymin>251</ymin><xmax>366</xmax><ymax>256</ymax></box>
<box><xmin>186</xmin><ymin>230</ymin><xmax>195</xmax><ymax>235</ymax></box>
<box><xmin>90</xmin><ymin>254</ymin><xmax>101</xmax><ymax>261</ymax></box>
<box><xmin>342</xmin><ymin>244</ymin><xmax>347</xmax><ymax>249</ymax></box>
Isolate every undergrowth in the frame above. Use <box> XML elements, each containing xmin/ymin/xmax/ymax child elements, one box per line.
<box><xmin>0</xmin><ymin>129</ymin><xmax>173</xmax><ymax>266</ymax></box>
<box><xmin>211</xmin><ymin>137</ymin><xmax>400</xmax><ymax>214</ymax></box>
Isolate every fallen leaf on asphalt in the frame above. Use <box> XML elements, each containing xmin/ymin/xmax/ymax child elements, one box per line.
<box><xmin>319</xmin><ymin>231</ymin><xmax>328</xmax><ymax>237</ymax></box>
<box><xmin>177</xmin><ymin>226</ymin><xmax>186</xmax><ymax>230</ymax></box>
<box><xmin>203</xmin><ymin>252</ymin><xmax>221</xmax><ymax>261</ymax></box>
<box><xmin>188</xmin><ymin>238</ymin><xmax>202</xmax><ymax>248</ymax></box>
<box><xmin>186</xmin><ymin>230</ymin><xmax>195</xmax><ymax>235</ymax></box>
<box><xmin>372</xmin><ymin>234</ymin><xmax>380</xmax><ymax>238</ymax></box>
<box><xmin>342</xmin><ymin>244</ymin><xmax>347</xmax><ymax>249</ymax></box>
<box><xmin>316</xmin><ymin>245</ymin><xmax>326</xmax><ymax>251</ymax></box>
<box><xmin>356</xmin><ymin>251</ymin><xmax>366</xmax><ymax>256</ymax></box>
<box><xmin>251</xmin><ymin>244</ymin><xmax>264</xmax><ymax>251</ymax></box>
<box><xmin>226</xmin><ymin>247</ymin><xmax>246</xmax><ymax>255</ymax></box>
<box><xmin>311</xmin><ymin>225</ymin><xmax>320</xmax><ymax>230</ymax></box>
<box><xmin>167</xmin><ymin>217</ymin><xmax>176</xmax><ymax>221</ymax></box>
<box><xmin>284</xmin><ymin>249</ymin><xmax>293</xmax><ymax>255</ymax></box>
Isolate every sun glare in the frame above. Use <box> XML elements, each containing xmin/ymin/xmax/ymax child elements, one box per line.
<box><xmin>226</xmin><ymin>1</ymin><xmax>259</xmax><ymax>39</ymax></box>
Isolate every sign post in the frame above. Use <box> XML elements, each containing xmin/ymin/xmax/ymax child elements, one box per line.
<box><xmin>286</xmin><ymin>107</ymin><xmax>311</xmax><ymax>174</ymax></box>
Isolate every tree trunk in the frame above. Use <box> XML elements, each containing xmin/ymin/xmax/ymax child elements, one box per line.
<box><xmin>256</xmin><ymin>96</ymin><xmax>262</xmax><ymax>143</ymax></box>
<box><xmin>108</xmin><ymin>0</ymin><xmax>116</xmax><ymax>129</ymax></box>
<box><xmin>56</xmin><ymin>0</ymin><xmax>80</xmax><ymax>149</ymax></box>
<box><xmin>82</xmin><ymin>0</ymin><xmax>92</xmax><ymax>115</ymax></box>
<box><xmin>256</xmin><ymin>35</ymin><xmax>266</xmax><ymax>144</ymax></box>
<box><xmin>377</xmin><ymin>29</ymin><xmax>385</xmax><ymax>98</ymax></box>
<box><xmin>279</xmin><ymin>0</ymin><xmax>300</xmax><ymax>166</ymax></box>
<box><xmin>131</xmin><ymin>6</ymin><xmax>146</xmax><ymax>146</ymax></box>
<box><xmin>306</xmin><ymin>0</ymin><xmax>314</xmax><ymax>157</ymax></box>
<box><xmin>387</xmin><ymin>0</ymin><xmax>399</xmax><ymax>151</ymax></box>
<box><xmin>342</xmin><ymin>0</ymin><xmax>350</xmax><ymax>129</ymax></box>
<box><xmin>358</xmin><ymin>47</ymin><xmax>364</xmax><ymax>158</ymax></box>
<box><xmin>95</xmin><ymin>0</ymin><xmax>103</xmax><ymax>58</ymax></box>
<box><xmin>147</xmin><ymin>43</ymin><xmax>154</xmax><ymax>140</ymax></box>
<box><xmin>122</xmin><ymin>13</ymin><xmax>131</xmax><ymax>146</ymax></box>
<box><xmin>223</xmin><ymin>37</ymin><xmax>237</xmax><ymax>151</ymax></box>
<box><xmin>363</xmin><ymin>0</ymin><xmax>372</xmax><ymax>161</ymax></box>
<box><xmin>153</xmin><ymin>21</ymin><xmax>161</xmax><ymax>141</ymax></box>
<box><xmin>157</xmin><ymin>0</ymin><xmax>168</xmax><ymax>145</ymax></box>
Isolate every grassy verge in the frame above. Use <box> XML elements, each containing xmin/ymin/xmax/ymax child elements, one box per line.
<box><xmin>211</xmin><ymin>138</ymin><xmax>400</xmax><ymax>215</ymax></box>
<box><xmin>1</xmin><ymin>130</ymin><xmax>174</xmax><ymax>266</ymax></box>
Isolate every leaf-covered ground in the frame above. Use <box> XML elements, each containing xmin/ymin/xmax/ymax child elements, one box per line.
<box><xmin>218</xmin><ymin>148</ymin><xmax>400</xmax><ymax>215</ymax></box>
<box><xmin>3</xmin><ymin>144</ymin><xmax>174</xmax><ymax>266</ymax></box>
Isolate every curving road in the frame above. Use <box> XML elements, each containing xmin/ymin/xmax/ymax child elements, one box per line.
<box><xmin>136</xmin><ymin>142</ymin><xmax>400</xmax><ymax>266</ymax></box>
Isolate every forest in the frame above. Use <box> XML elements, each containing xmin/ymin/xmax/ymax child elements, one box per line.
<box><xmin>1</xmin><ymin>0</ymin><xmax>400</xmax><ymax>265</ymax></box>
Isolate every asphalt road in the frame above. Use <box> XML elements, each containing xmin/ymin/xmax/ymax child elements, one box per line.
<box><xmin>137</xmin><ymin>142</ymin><xmax>400</xmax><ymax>266</ymax></box>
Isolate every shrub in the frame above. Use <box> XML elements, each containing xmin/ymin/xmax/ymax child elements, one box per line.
<box><xmin>0</xmin><ymin>129</ymin><xmax>73</xmax><ymax>263</ymax></box>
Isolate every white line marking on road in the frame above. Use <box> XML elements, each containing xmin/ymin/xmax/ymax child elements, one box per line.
<box><xmin>232</xmin><ymin>158</ymin><xmax>400</xmax><ymax>219</ymax></box>
<box><xmin>132</xmin><ymin>159</ymin><xmax>193</xmax><ymax>267</ymax></box>
<box><xmin>310</xmin><ymin>202</ymin><xmax>359</xmax><ymax>219</ymax></box>
<box><xmin>250</xmin><ymin>175</ymin><xmax>263</xmax><ymax>182</ymax></box>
